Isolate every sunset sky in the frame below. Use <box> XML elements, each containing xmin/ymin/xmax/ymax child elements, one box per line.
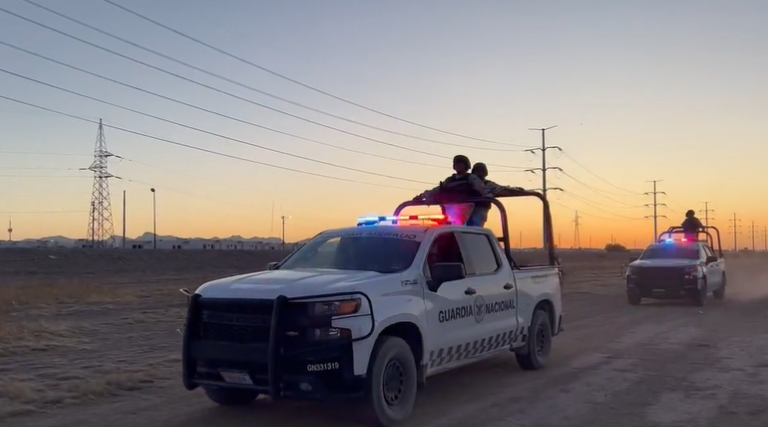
<box><xmin>0</xmin><ymin>0</ymin><xmax>765</xmax><ymax>249</ymax></box>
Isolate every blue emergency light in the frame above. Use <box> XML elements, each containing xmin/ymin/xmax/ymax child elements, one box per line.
<box><xmin>356</xmin><ymin>214</ymin><xmax>447</xmax><ymax>227</ymax></box>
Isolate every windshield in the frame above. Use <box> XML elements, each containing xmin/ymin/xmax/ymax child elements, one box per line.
<box><xmin>279</xmin><ymin>232</ymin><xmax>422</xmax><ymax>273</ymax></box>
<box><xmin>640</xmin><ymin>244</ymin><xmax>700</xmax><ymax>260</ymax></box>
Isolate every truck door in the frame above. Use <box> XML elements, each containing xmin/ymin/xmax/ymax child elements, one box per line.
<box><xmin>455</xmin><ymin>231</ymin><xmax>519</xmax><ymax>344</ymax></box>
<box><xmin>422</xmin><ymin>231</ymin><xmax>483</xmax><ymax>373</ymax></box>
<box><xmin>701</xmin><ymin>245</ymin><xmax>722</xmax><ymax>290</ymax></box>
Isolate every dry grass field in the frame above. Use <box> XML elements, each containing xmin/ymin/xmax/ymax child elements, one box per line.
<box><xmin>2</xmin><ymin>248</ymin><xmax>768</xmax><ymax>427</ymax></box>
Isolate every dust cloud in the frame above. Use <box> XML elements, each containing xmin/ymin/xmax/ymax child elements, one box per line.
<box><xmin>724</xmin><ymin>254</ymin><xmax>768</xmax><ymax>302</ymax></box>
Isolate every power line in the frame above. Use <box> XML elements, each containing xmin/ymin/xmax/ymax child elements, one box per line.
<box><xmin>549</xmin><ymin>200</ymin><xmax>627</xmax><ymax>222</ymax></box>
<box><xmin>0</xmin><ymin>166</ymin><xmax>78</xmax><ymax>170</ymax></box>
<box><xmin>0</xmin><ymin>40</ymin><xmax>456</xmax><ymax>170</ymax></box>
<box><xmin>559</xmin><ymin>191</ymin><xmax>644</xmax><ymax>220</ymax></box>
<box><xmin>0</xmin><ymin>29</ymin><xmax>523</xmax><ymax>170</ymax></box>
<box><xmin>0</xmin><ymin>174</ymin><xmax>88</xmax><ymax>178</ymax></box>
<box><xmin>0</xmin><ymin>210</ymin><xmax>86</xmax><ymax>214</ymax></box>
<box><xmin>0</xmin><ymin>150</ymin><xmax>89</xmax><ymax>156</ymax></box>
<box><xmin>0</xmin><ymin>67</ymin><xmax>438</xmax><ymax>186</ymax></box>
<box><xmin>644</xmin><ymin>180</ymin><xmax>667</xmax><ymax>240</ymax></box>
<box><xmin>98</xmin><ymin>0</ymin><xmax>529</xmax><ymax>148</ymax></box>
<box><xmin>557</xmin><ymin>170</ymin><xmax>643</xmax><ymax>207</ymax></box>
<box><xmin>0</xmin><ymin>94</ymin><xmax>423</xmax><ymax>192</ymax></box>
<box><xmin>560</xmin><ymin>151</ymin><xmax>643</xmax><ymax>195</ymax></box>
<box><xmin>20</xmin><ymin>0</ymin><xmax>533</xmax><ymax>152</ymax></box>
<box><xmin>524</xmin><ymin>125</ymin><xmax>561</xmax><ymax>249</ymax></box>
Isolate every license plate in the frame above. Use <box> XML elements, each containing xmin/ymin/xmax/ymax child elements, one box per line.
<box><xmin>219</xmin><ymin>370</ymin><xmax>253</xmax><ymax>385</ymax></box>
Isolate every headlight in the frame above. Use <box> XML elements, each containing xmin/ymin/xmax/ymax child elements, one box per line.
<box><xmin>307</xmin><ymin>298</ymin><xmax>361</xmax><ymax>317</ymax></box>
<box><xmin>684</xmin><ymin>266</ymin><xmax>700</xmax><ymax>275</ymax></box>
<box><xmin>626</xmin><ymin>266</ymin><xmax>638</xmax><ymax>276</ymax></box>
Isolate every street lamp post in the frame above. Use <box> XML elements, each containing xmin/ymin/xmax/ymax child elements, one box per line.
<box><xmin>281</xmin><ymin>215</ymin><xmax>291</xmax><ymax>250</ymax></box>
<box><xmin>150</xmin><ymin>188</ymin><xmax>157</xmax><ymax>250</ymax></box>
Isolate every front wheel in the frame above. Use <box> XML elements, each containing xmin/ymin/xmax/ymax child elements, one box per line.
<box><xmin>713</xmin><ymin>274</ymin><xmax>726</xmax><ymax>300</ymax></box>
<box><xmin>692</xmin><ymin>278</ymin><xmax>707</xmax><ymax>307</ymax></box>
<box><xmin>627</xmin><ymin>290</ymin><xmax>642</xmax><ymax>306</ymax></box>
<box><xmin>515</xmin><ymin>309</ymin><xmax>553</xmax><ymax>371</ymax></box>
<box><xmin>358</xmin><ymin>336</ymin><xmax>418</xmax><ymax>427</ymax></box>
<box><xmin>203</xmin><ymin>387</ymin><xmax>259</xmax><ymax>406</ymax></box>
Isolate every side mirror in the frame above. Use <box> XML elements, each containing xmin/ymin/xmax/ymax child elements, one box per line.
<box><xmin>266</xmin><ymin>261</ymin><xmax>279</xmax><ymax>270</ymax></box>
<box><xmin>705</xmin><ymin>255</ymin><xmax>717</xmax><ymax>264</ymax></box>
<box><xmin>429</xmin><ymin>262</ymin><xmax>466</xmax><ymax>291</ymax></box>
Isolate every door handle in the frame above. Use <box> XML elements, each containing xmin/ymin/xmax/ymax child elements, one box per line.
<box><xmin>464</xmin><ymin>287</ymin><xmax>477</xmax><ymax>295</ymax></box>
<box><xmin>503</xmin><ymin>283</ymin><xmax>514</xmax><ymax>290</ymax></box>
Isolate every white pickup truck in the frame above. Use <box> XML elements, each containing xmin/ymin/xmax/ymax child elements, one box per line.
<box><xmin>625</xmin><ymin>225</ymin><xmax>726</xmax><ymax>306</ymax></box>
<box><xmin>180</xmin><ymin>193</ymin><xmax>563</xmax><ymax>427</ymax></box>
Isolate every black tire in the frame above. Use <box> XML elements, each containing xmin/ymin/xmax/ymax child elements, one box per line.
<box><xmin>627</xmin><ymin>290</ymin><xmax>642</xmax><ymax>306</ymax></box>
<box><xmin>358</xmin><ymin>336</ymin><xmax>418</xmax><ymax>427</ymax></box>
<box><xmin>203</xmin><ymin>387</ymin><xmax>259</xmax><ymax>406</ymax></box>
<box><xmin>713</xmin><ymin>274</ymin><xmax>726</xmax><ymax>300</ymax></box>
<box><xmin>692</xmin><ymin>278</ymin><xmax>707</xmax><ymax>307</ymax></box>
<box><xmin>515</xmin><ymin>309</ymin><xmax>553</xmax><ymax>371</ymax></box>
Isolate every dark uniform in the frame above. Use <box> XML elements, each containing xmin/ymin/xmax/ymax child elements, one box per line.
<box><xmin>682</xmin><ymin>209</ymin><xmax>703</xmax><ymax>241</ymax></box>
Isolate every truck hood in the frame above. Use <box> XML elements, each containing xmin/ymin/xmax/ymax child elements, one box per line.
<box><xmin>630</xmin><ymin>259</ymin><xmax>701</xmax><ymax>268</ymax></box>
<box><xmin>195</xmin><ymin>268</ymin><xmax>389</xmax><ymax>299</ymax></box>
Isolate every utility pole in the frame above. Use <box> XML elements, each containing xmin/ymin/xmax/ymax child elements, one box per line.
<box><xmin>518</xmin><ymin>231</ymin><xmax>522</xmax><ymax>249</ymax></box>
<box><xmin>6</xmin><ymin>218</ymin><xmax>12</xmax><ymax>242</ymax></box>
<box><xmin>699</xmin><ymin>201</ymin><xmax>715</xmax><ymax>227</ymax></box>
<box><xmin>748</xmin><ymin>220</ymin><xmax>757</xmax><ymax>251</ymax></box>
<box><xmin>764</xmin><ymin>226</ymin><xmax>767</xmax><ymax>252</ymax></box>
<box><xmin>281</xmin><ymin>215</ymin><xmax>291</xmax><ymax>250</ymax></box>
<box><xmin>122</xmin><ymin>190</ymin><xmax>126</xmax><ymax>249</ymax></box>
<box><xmin>525</xmin><ymin>125</ymin><xmax>562</xmax><ymax>250</ymax></box>
<box><xmin>572</xmin><ymin>210</ymin><xmax>581</xmax><ymax>249</ymax></box>
<box><xmin>270</xmin><ymin>200</ymin><xmax>275</xmax><ymax>235</ymax></box>
<box><xmin>644</xmin><ymin>180</ymin><xmax>667</xmax><ymax>241</ymax></box>
<box><xmin>150</xmin><ymin>188</ymin><xmax>157</xmax><ymax>250</ymax></box>
<box><xmin>728</xmin><ymin>213</ymin><xmax>742</xmax><ymax>251</ymax></box>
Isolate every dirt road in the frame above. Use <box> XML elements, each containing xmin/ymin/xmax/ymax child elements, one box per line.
<box><xmin>4</xmin><ymin>253</ymin><xmax>768</xmax><ymax>427</ymax></box>
<box><xmin>7</xmin><ymin>263</ymin><xmax>768</xmax><ymax>427</ymax></box>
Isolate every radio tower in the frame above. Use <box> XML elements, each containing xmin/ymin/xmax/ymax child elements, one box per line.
<box><xmin>6</xmin><ymin>218</ymin><xmax>12</xmax><ymax>242</ymax></box>
<box><xmin>83</xmin><ymin>119</ymin><xmax>117</xmax><ymax>248</ymax></box>
<box><xmin>572</xmin><ymin>210</ymin><xmax>581</xmax><ymax>248</ymax></box>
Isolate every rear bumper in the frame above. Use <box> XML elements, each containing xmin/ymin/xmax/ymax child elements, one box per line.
<box><xmin>182</xmin><ymin>293</ymin><xmax>373</xmax><ymax>400</ymax></box>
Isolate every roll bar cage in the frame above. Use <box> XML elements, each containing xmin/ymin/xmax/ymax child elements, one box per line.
<box><xmin>393</xmin><ymin>190</ymin><xmax>558</xmax><ymax>266</ymax></box>
<box><xmin>657</xmin><ymin>226</ymin><xmax>723</xmax><ymax>258</ymax></box>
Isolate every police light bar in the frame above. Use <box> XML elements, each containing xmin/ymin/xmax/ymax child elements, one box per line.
<box><xmin>665</xmin><ymin>238</ymin><xmax>688</xmax><ymax>243</ymax></box>
<box><xmin>357</xmin><ymin>214</ymin><xmax>447</xmax><ymax>226</ymax></box>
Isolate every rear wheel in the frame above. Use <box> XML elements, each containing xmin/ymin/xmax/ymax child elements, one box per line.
<box><xmin>203</xmin><ymin>387</ymin><xmax>259</xmax><ymax>406</ymax></box>
<box><xmin>627</xmin><ymin>290</ymin><xmax>642</xmax><ymax>306</ymax></box>
<box><xmin>515</xmin><ymin>310</ymin><xmax>553</xmax><ymax>370</ymax></box>
<box><xmin>713</xmin><ymin>274</ymin><xmax>726</xmax><ymax>300</ymax></box>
